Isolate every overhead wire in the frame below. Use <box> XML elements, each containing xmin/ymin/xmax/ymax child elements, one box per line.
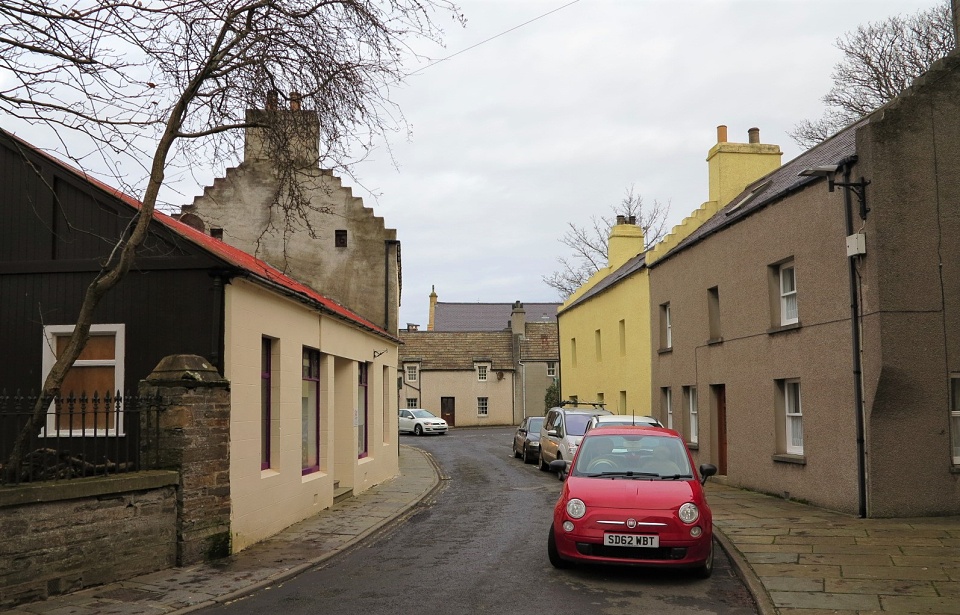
<box><xmin>405</xmin><ymin>0</ymin><xmax>584</xmax><ymax>77</ymax></box>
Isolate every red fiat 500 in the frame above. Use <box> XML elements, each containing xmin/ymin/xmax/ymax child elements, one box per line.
<box><xmin>547</xmin><ymin>426</ymin><xmax>717</xmax><ymax>577</ymax></box>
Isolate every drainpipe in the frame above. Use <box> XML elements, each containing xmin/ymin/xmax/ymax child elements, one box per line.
<box><xmin>210</xmin><ymin>272</ymin><xmax>227</xmax><ymax>374</ymax></box>
<box><xmin>842</xmin><ymin>163</ymin><xmax>868</xmax><ymax>519</ymax></box>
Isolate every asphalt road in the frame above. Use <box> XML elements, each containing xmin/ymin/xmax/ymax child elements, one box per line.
<box><xmin>202</xmin><ymin>426</ymin><xmax>758</xmax><ymax>615</ymax></box>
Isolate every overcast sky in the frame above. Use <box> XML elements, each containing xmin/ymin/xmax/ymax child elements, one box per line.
<box><xmin>2</xmin><ymin>0</ymin><xmax>945</xmax><ymax>331</ymax></box>
<box><xmin>350</xmin><ymin>0</ymin><xmax>943</xmax><ymax>329</ymax></box>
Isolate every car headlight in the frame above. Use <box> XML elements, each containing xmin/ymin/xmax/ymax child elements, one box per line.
<box><xmin>678</xmin><ymin>502</ymin><xmax>699</xmax><ymax>524</ymax></box>
<box><xmin>566</xmin><ymin>498</ymin><xmax>586</xmax><ymax>519</ymax></box>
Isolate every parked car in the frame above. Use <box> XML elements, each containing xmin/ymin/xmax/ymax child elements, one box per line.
<box><xmin>583</xmin><ymin>414</ymin><xmax>662</xmax><ymax>434</ymax></box>
<box><xmin>539</xmin><ymin>404</ymin><xmax>612</xmax><ymax>477</ymax></box>
<box><xmin>547</xmin><ymin>426</ymin><xmax>718</xmax><ymax>577</ymax></box>
<box><xmin>398</xmin><ymin>408</ymin><xmax>448</xmax><ymax>436</ymax></box>
<box><xmin>512</xmin><ymin>416</ymin><xmax>545</xmax><ymax>464</ymax></box>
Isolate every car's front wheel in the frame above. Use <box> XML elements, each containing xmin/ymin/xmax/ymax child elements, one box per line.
<box><xmin>539</xmin><ymin>452</ymin><xmax>550</xmax><ymax>472</ymax></box>
<box><xmin>523</xmin><ymin>446</ymin><xmax>534</xmax><ymax>464</ymax></box>
<box><xmin>513</xmin><ymin>443</ymin><xmax>522</xmax><ymax>459</ymax></box>
<box><xmin>693</xmin><ymin>538</ymin><xmax>714</xmax><ymax>579</ymax></box>
<box><xmin>547</xmin><ymin>525</ymin><xmax>569</xmax><ymax>569</ymax></box>
<box><xmin>414</xmin><ymin>424</ymin><xmax>423</xmax><ymax>436</ymax></box>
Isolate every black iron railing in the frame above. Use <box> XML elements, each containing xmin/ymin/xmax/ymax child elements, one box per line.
<box><xmin>0</xmin><ymin>390</ymin><xmax>165</xmax><ymax>486</ymax></box>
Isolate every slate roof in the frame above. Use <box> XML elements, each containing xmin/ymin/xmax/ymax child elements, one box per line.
<box><xmin>399</xmin><ymin>331</ymin><xmax>515</xmax><ymax>371</ymax></box>
<box><xmin>2</xmin><ymin>128</ymin><xmax>396</xmax><ymax>342</ymax></box>
<box><xmin>433</xmin><ymin>302</ymin><xmax>560</xmax><ymax>331</ymax></box>
<box><xmin>649</xmin><ymin>117</ymin><xmax>865</xmax><ymax>266</ymax></box>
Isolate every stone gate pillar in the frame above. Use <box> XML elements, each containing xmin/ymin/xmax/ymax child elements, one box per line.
<box><xmin>139</xmin><ymin>355</ymin><xmax>231</xmax><ymax>565</ymax></box>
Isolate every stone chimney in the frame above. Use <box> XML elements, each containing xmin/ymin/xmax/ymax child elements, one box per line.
<box><xmin>706</xmin><ymin>125</ymin><xmax>781</xmax><ymax>207</ymax></box>
<box><xmin>244</xmin><ymin>90</ymin><xmax>320</xmax><ymax>166</ymax></box>
<box><xmin>427</xmin><ymin>286</ymin><xmax>438</xmax><ymax>331</ymax></box>
<box><xmin>607</xmin><ymin>215</ymin><xmax>645</xmax><ymax>270</ymax></box>
<box><xmin>511</xmin><ymin>301</ymin><xmax>526</xmax><ymax>336</ymax></box>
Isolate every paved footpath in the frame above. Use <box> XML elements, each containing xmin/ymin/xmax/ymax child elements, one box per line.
<box><xmin>707</xmin><ymin>482</ymin><xmax>960</xmax><ymax>615</ymax></box>
<box><xmin>3</xmin><ymin>445</ymin><xmax>959</xmax><ymax>615</ymax></box>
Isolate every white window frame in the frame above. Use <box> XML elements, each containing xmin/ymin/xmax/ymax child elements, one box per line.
<box><xmin>477</xmin><ymin>397</ymin><xmax>489</xmax><ymax>416</ymax></box>
<box><xmin>406</xmin><ymin>397</ymin><xmax>418</xmax><ymax>409</ymax></box>
<box><xmin>785</xmin><ymin>379</ymin><xmax>803</xmax><ymax>455</ymax></box>
<box><xmin>950</xmin><ymin>376</ymin><xmax>960</xmax><ymax>465</ymax></box>
<box><xmin>42</xmin><ymin>324</ymin><xmax>125</xmax><ymax>436</ymax></box>
<box><xmin>688</xmin><ymin>386</ymin><xmax>698</xmax><ymax>444</ymax></box>
<box><xmin>664</xmin><ymin>303</ymin><xmax>672</xmax><ymax>348</ymax></box>
<box><xmin>780</xmin><ymin>264</ymin><xmax>798</xmax><ymax>325</ymax></box>
<box><xmin>405</xmin><ymin>364</ymin><xmax>418</xmax><ymax>382</ymax></box>
<box><xmin>547</xmin><ymin>362</ymin><xmax>556</xmax><ymax>378</ymax></box>
<box><xmin>477</xmin><ymin>364</ymin><xmax>488</xmax><ymax>382</ymax></box>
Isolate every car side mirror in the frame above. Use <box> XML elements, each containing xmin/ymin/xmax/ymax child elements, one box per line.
<box><xmin>549</xmin><ymin>459</ymin><xmax>570</xmax><ymax>479</ymax></box>
<box><xmin>699</xmin><ymin>463</ymin><xmax>718</xmax><ymax>485</ymax></box>
<box><xmin>546</xmin><ymin>429</ymin><xmax>559</xmax><ymax>437</ymax></box>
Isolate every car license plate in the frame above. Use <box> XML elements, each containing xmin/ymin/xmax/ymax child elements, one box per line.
<box><xmin>604</xmin><ymin>533</ymin><xmax>659</xmax><ymax>548</ymax></box>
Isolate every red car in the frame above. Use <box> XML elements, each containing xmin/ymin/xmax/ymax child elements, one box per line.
<box><xmin>547</xmin><ymin>426</ymin><xmax>718</xmax><ymax>577</ymax></box>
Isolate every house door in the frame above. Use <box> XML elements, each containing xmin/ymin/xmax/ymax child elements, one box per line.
<box><xmin>440</xmin><ymin>397</ymin><xmax>456</xmax><ymax>426</ymax></box>
<box><xmin>714</xmin><ymin>385</ymin><xmax>727</xmax><ymax>475</ymax></box>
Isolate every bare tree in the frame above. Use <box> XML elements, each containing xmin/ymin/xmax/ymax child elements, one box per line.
<box><xmin>790</xmin><ymin>1</ymin><xmax>955</xmax><ymax>148</ymax></box>
<box><xmin>543</xmin><ymin>186</ymin><xmax>670</xmax><ymax>299</ymax></box>
<box><xmin>0</xmin><ymin>0</ymin><xmax>462</xmax><ymax>477</ymax></box>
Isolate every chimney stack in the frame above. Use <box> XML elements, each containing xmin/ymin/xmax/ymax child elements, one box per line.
<box><xmin>511</xmin><ymin>301</ymin><xmax>526</xmax><ymax>336</ymax></box>
<box><xmin>266</xmin><ymin>90</ymin><xmax>279</xmax><ymax>111</ymax></box>
<box><xmin>290</xmin><ymin>91</ymin><xmax>302</xmax><ymax>111</ymax></box>
<box><xmin>706</xmin><ymin>124</ymin><xmax>782</xmax><ymax>207</ymax></box>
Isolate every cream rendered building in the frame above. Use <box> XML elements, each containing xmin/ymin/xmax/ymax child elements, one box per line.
<box><xmin>558</xmin><ymin>126</ymin><xmax>781</xmax><ymax>420</ymax></box>
<box><xmin>226</xmin><ymin>277</ymin><xmax>399</xmax><ymax>551</ymax></box>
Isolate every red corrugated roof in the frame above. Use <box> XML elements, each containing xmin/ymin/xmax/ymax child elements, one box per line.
<box><xmin>3</xmin><ymin>128</ymin><xmax>394</xmax><ymax>341</ymax></box>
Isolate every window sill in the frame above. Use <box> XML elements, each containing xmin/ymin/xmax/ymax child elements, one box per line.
<box><xmin>768</xmin><ymin>322</ymin><xmax>802</xmax><ymax>336</ymax></box>
<box><xmin>686</xmin><ymin>442</ymin><xmax>699</xmax><ymax>451</ymax></box>
<box><xmin>707</xmin><ymin>337</ymin><xmax>723</xmax><ymax>346</ymax></box>
<box><xmin>773</xmin><ymin>453</ymin><xmax>806</xmax><ymax>465</ymax></box>
<box><xmin>657</xmin><ymin>347</ymin><xmax>673</xmax><ymax>355</ymax></box>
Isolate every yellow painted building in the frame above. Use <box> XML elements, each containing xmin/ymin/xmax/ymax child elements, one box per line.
<box><xmin>557</xmin><ymin>126</ymin><xmax>781</xmax><ymax>418</ymax></box>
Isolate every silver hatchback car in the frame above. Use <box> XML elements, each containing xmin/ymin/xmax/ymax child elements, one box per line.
<box><xmin>538</xmin><ymin>405</ymin><xmax>611</xmax><ymax>477</ymax></box>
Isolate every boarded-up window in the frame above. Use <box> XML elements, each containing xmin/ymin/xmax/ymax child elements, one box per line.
<box><xmin>43</xmin><ymin>324</ymin><xmax>124</xmax><ymax>435</ymax></box>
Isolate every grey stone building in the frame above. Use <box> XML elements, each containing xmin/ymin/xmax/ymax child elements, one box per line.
<box><xmin>179</xmin><ymin>97</ymin><xmax>401</xmax><ymax>334</ymax></box>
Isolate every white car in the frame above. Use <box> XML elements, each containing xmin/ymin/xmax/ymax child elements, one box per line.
<box><xmin>583</xmin><ymin>414</ymin><xmax>663</xmax><ymax>434</ymax></box>
<box><xmin>398</xmin><ymin>408</ymin><xmax>448</xmax><ymax>436</ymax></box>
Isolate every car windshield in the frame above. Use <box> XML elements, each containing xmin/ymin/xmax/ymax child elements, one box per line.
<box><xmin>411</xmin><ymin>410</ymin><xmax>436</xmax><ymax>419</ymax></box>
<box><xmin>528</xmin><ymin>417</ymin><xmax>544</xmax><ymax>431</ymax></box>
<box><xmin>571</xmin><ymin>434</ymin><xmax>693</xmax><ymax>479</ymax></box>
